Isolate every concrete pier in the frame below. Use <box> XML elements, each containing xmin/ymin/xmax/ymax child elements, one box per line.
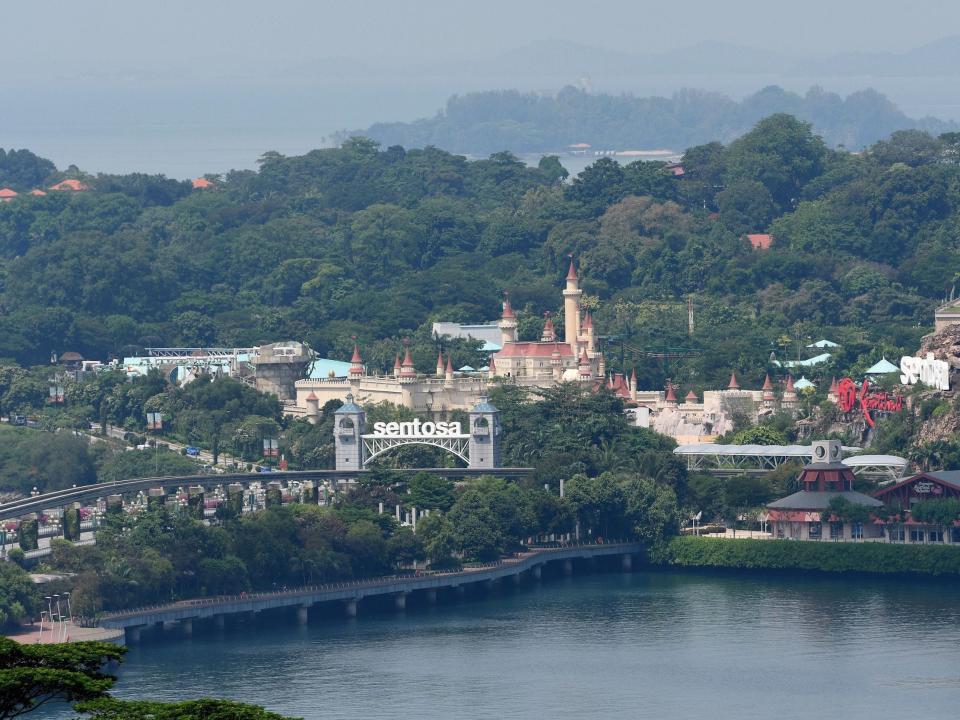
<box><xmin>455</xmin><ymin>585</ymin><xmax>466</xmax><ymax>598</ymax></box>
<box><xmin>511</xmin><ymin>572</ymin><xmax>522</xmax><ymax>586</ymax></box>
<box><xmin>531</xmin><ymin>565</ymin><xmax>542</xmax><ymax>580</ymax></box>
<box><xmin>621</xmin><ymin>553</ymin><xmax>633</xmax><ymax>571</ymax></box>
<box><xmin>181</xmin><ymin>618</ymin><xmax>193</xmax><ymax>636</ymax></box>
<box><xmin>562</xmin><ymin>559</ymin><xmax>574</xmax><ymax>576</ymax></box>
<box><xmin>214</xmin><ymin>614</ymin><xmax>226</xmax><ymax>629</ymax></box>
<box><xmin>394</xmin><ymin>593</ymin><xmax>407</xmax><ymax>611</ymax></box>
<box><xmin>425</xmin><ymin>589</ymin><xmax>437</xmax><ymax>604</ymax></box>
<box><xmin>297</xmin><ymin>605</ymin><xmax>309</xmax><ymax>625</ymax></box>
<box><xmin>126</xmin><ymin>626</ymin><xmax>141</xmax><ymax>644</ymax></box>
<box><xmin>344</xmin><ymin>599</ymin><xmax>358</xmax><ymax>617</ymax></box>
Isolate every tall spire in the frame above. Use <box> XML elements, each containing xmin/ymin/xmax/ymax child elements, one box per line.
<box><xmin>499</xmin><ymin>291</ymin><xmax>518</xmax><ymax>347</ymax></box>
<box><xmin>665</xmin><ymin>379</ymin><xmax>678</xmax><ymax>404</ymax></box>
<box><xmin>436</xmin><ymin>351</ymin><xmax>444</xmax><ymax>376</ymax></box>
<box><xmin>563</xmin><ymin>255</ymin><xmax>583</xmax><ymax>357</ymax></box>
<box><xmin>393</xmin><ymin>353</ymin><xmax>402</xmax><ymax>377</ymax></box>
<box><xmin>727</xmin><ymin>371</ymin><xmax>740</xmax><ymax>390</ymax></box>
<box><xmin>349</xmin><ymin>342</ymin><xmax>364</xmax><ymax>377</ymax></box>
<box><xmin>762</xmin><ymin>373</ymin><xmax>775</xmax><ymax>402</ymax></box>
<box><xmin>566</xmin><ymin>257</ymin><xmax>578</xmax><ymax>282</ymax></box>
<box><xmin>578</xmin><ymin>347</ymin><xmax>591</xmax><ymax>377</ymax></box>
<box><xmin>501</xmin><ymin>291</ymin><xmax>515</xmax><ymax>319</ymax></box>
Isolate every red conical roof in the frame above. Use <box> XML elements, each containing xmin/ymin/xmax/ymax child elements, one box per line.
<box><xmin>393</xmin><ymin>354</ymin><xmax>402</xmax><ymax>370</ymax></box>
<box><xmin>728</xmin><ymin>371</ymin><xmax>740</xmax><ymax>390</ymax></box>
<box><xmin>350</xmin><ymin>344</ymin><xmax>362</xmax><ymax>363</ymax></box>
<box><xmin>306</xmin><ymin>391</ymin><xmax>318</xmax><ymax>401</ymax></box>
<box><xmin>446</xmin><ymin>355</ymin><xmax>454</xmax><ymax>373</ymax></box>
<box><xmin>402</xmin><ymin>348</ymin><xmax>414</xmax><ymax>366</ymax></box>
<box><xmin>501</xmin><ymin>293</ymin><xmax>515</xmax><ymax>319</ymax></box>
<box><xmin>665</xmin><ymin>381</ymin><xmax>678</xmax><ymax>403</ymax></box>
<box><xmin>566</xmin><ymin>258</ymin><xmax>578</xmax><ymax>281</ymax></box>
<box><xmin>785</xmin><ymin>374</ymin><xmax>795</xmax><ymax>391</ymax></box>
<box><xmin>762</xmin><ymin>373</ymin><xmax>773</xmax><ymax>390</ymax></box>
<box><xmin>685</xmin><ymin>390</ymin><xmax>697</xmax><ymax>402</ymax></box>
<box><xmin>436</xmin><ymin>351</ymin><xmax>444</xmax><ymax>369</ymax></box>
<box><xmin>829</xmin><ymin>377</ymin><xmax>838</xmax><ymax>393</ymax></box>
<box><xmin>583</xmin><ymin>311</ymin><xmax>593</xmax><ymax>329</ymax></box>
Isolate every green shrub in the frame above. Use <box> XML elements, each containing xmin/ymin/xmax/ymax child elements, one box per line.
<box><xmin>654</xmin><ymin>536</ymin><xmax>960</xmax><ymax>577</ymax></box>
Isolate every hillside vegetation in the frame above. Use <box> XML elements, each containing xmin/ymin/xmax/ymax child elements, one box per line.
<box><xmin>0</xmin><ymin>116</ymin><xmax>957</xmax><ymax>399</ymax></box>
<box><xmin>344</xmin><ymin>85</ymin><xmax>957</xmax><ymax>155</ymax></box>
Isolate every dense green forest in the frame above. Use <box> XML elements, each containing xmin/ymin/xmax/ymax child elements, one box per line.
<box><xmin>343</xmin><ymin>85</ymin><xmax>957</xmax><ymax>155</ymax></box>
<box><xmin>1</xmin><ymin>114</ymin><xmax>956</xmax><ymax>400</ymax></box>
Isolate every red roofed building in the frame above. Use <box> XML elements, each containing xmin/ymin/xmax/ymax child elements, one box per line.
<box><xmin>192</xmin><ymin>177</ymin><xmax>214</xmax><ymax>189</ymax></box>
<box><xmin>49</xmin><ymin>179</ymin><xmax>89</xmax><ymax>192</ymax></box>
<box><xmin>0</xmin><ymin>188</ymin><xmax>17</xmax><ymax>202</ymax></box>
<box><xmin>29</xmin><ymin>189</ymin><xmax>46</xmax><ymax>196</ymax></box>
<box><xmin>745</xmin><ymin>233</ymin><xmax>773</xmax><ymax>250</ymax></box>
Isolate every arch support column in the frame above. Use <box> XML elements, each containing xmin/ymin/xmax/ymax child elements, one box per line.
<box><xmin>621</xmin><ymin>553</ymin><xmax>633</xmax><ymax>572</ymax></box>
<box><xmin>562</xmin><ymin>559</ymin><xmax>574</xmax><ymax>576</ymax></box>
<box><xmin>344</xmin><ymin>599</ymin><xmax>358</xmax><ymax>617</ymax></box>
<box><xmin>297</xmin><ymin>604</ymin><xmax>310</xmax><ymax>625</ymax></box>
<box><xmin>394</xmin><ymin>592</ymin><xmax>407</xmax><ymax>611</ymax></box>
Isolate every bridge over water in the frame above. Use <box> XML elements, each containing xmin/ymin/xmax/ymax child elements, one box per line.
<box><xmin>0</xmin><ymin>467</ymin><xmax>534</xmax><ymax>524</ymax></box>
<box><xmin>95</xmin><ymin>542</ymin><xmax>645</xmax><ymax>643</ymax></box>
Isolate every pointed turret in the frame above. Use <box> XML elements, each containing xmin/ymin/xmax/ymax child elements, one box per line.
<box><xmin>566</xmin><ymin>257</ymin><xmax>578</xmax><ymax>282</ymax></box>
<box><xmin>349</xmin><ymin>343</ymin><xmax>364</xmax><ymax>377</ymax></box>
<box><xmin>578</xmin><ymin>347</ymin><xmax>591</xmax><ymax>378</ymax></box>
<box><xmin>393</xmin><ymin>354</ymin><xmax>402</xmax><ymax>378</ymax></box>
<box><xmin>444</xmin><ymin>354</ymin><xmax>454</xmax><ymax>389</ymax></box>
<box><xmin>436</xmin><ymin>351</ymin><xmax>444</xmax><ymax>376</ymax></box>
<box><xmin>783</xmin><ymin>374</ymin><xmax>798</xmax><ymax>404</ymax></box>
<box><xmin>665</xmin><ymin>380</ymin><xmax>678</xmax><ymax>404</ymax></box>
<box><xmin>685</xmin><ymin>390</ymin><xmax>698</xmax><ymax>404</ymax></box>
<box><xmin>762</xmin><ymin>373</ymin><xmax>775</xmax><ymax>403</ymax></box>
<box><xmin>629</xmin><ymin>368</ymin><xmax>637</xmax><ymax>401</ymax></box>
<box><xmin>499</xmin><ymin>291</ymin><xmax>518</xmax><ymax>347</ymax></box>
<box><xmin>727</xmin><ymin>371</ymin><xmax>740</xmax><ymax>390</ymax></box>
<box><xmin>827</xmin><ymin>377</ymin><xmax>839</xmax><ymax>404</ymax></box>
<box><xmin>400</xmin><ymin>345</ymin><xmax>416</xmax><ymax>380</ymax></box>
<box><xmin>305</xmin><ymin>391</ymin><xmax>320</xmax><ymax>423</ymax></box>
<box><xmin>541</xmin><ymin>312</ymin><xmax>557</xmax><ymax>342</ymax></box>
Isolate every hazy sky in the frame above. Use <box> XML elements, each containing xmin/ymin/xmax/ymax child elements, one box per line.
<box><xmin>2</xmin><ymin>0</ymin><xmax>957</xmax><ymax>70</ymax></box>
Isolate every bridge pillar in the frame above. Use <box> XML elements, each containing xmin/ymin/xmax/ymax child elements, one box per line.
<box><xmin>621</xmin><ymin>553</ymin><xmax>633</xmax><ymax>572</ymax></box>
<box><xmin>424</xmin><ymin>589</ymin><xmax>437</xmax><ymax>605</ymax></box>
<box><xmin>126</xmin><ymin>626</ymin><xmax>141</xmax><ymax>644</ymax></box>
<box><xmin>344</xmin><ymin>599</ymin><xmax>357</xmax><ymax>617</ymax></box>
<box><xmin>214</xmin><ymin>614</ymin><xmax>226</xmax><ymax>629</ymax></box>
<box><xmin>182</xmin><ymin>618</ymin><xmax>193</xmax><ymax>636</ymax></box>
<box><xmin>394</xmin><ymin>592</ymin><xmax>407</xmax><ymax>611</ymax></box>
<box><xmin>562</xmin><ymin>559</ymin><xmax>573</xmax><ymax>576</ymax></box>
<box><xmin>531</xmin><ymin>565</ymin><xmax>542</xmax><ymax>581</ymax></box>
<box><xmin>297</xmin><ymin>605</ymin><xmax>310</xmax><ymax>625</ymax></box>
<box><xmin>511</xmin><ymin>572</ymin><xmax>522</xmax><ymax>586</ymax></box>
<box><xmin>454</xmin><ymin>585</ymin><xmax>466</xmax><ymax>599</ymax></box>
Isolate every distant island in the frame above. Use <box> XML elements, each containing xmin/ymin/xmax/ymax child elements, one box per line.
<box><xmin>338</xmin><ymin>85</ymin><xmax>957</xmax><ymax>157</ymax></box>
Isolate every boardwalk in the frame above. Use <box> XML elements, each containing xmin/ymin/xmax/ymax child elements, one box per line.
<box><xmin>97</xmin><ymin>542</ymin><xmax>644</xmax><ymax>640</ymax></box>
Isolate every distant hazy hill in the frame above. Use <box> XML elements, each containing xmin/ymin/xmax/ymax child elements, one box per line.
<box><xmin>342</xmin><ymin>85</ymin><xmax>957</xmax><ymax>156</ymax></box>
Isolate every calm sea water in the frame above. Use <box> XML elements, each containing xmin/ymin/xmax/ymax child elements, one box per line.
<box><xmin>43</xmin><ymin>570</ymin><xmax>960</xmax><ymax>719</ymax></box>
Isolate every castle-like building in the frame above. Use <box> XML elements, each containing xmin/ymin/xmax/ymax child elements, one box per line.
<box><xmin>290</xmin><ymin>260</ymin><xmax>609</xmax><ymax>420</ymax></box>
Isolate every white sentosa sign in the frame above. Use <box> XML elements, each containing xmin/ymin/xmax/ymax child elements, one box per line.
<box><xmin>900</xmin><ymin>353</ymin><xmax>950</xmax><ymax>391</ymax></box>
<box><xmin>372</xmin><ymin>420</ymin><xmax>464</xmax><ymax>437</ymax></box>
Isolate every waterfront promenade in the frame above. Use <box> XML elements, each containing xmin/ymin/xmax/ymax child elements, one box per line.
<box><xmin>93</xmin><ymin>542</ymin><xmax>644</xmax><ymax>643</ymax></box>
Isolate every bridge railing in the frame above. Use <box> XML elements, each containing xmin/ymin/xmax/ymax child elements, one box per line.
<box><xmin>98</xmin><ymin>542</ymin><xmax>641</xmax><ymax>622</ymax></box>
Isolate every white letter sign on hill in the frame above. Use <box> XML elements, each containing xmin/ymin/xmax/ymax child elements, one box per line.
<box><xmin>900</xmin><ymin>353</ymin><xmax>950</xmax><ymax>391</ymax></box>
<box><xmin>372</xmin><ymin>420</ymin><xmax>464</xmax><ymax>437</ymax></box>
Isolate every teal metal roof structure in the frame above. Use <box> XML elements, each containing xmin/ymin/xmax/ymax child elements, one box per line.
<box><xmin>309</xmin><ymin>358</ymin><xmax>352</xmax><ymax>379</ymax></box>
<box><xmin>773</xmin><ymin>353</ymin><xmax>832</xmax><ymax>368</ymax></box>
<box><xmin>807</xmin><ymin>339</ymin><xmax>839</xmax><ymax>348</ymax></box>
<box><xmin>865</xmin><ymin>357</ymin><xmax>899</xmax><ymax>375</ymax></box>
<box><xmin>793</xmin><ymin>376</ymin><xmax>815</xmax><ymax>390</ymax></box>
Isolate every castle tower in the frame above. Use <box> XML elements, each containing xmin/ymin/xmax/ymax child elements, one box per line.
<box><xmin>400</xmin><ymin>346</ymin><xmax>416</xmax><ymax>382</ymax></box>
<box><xmin>629</xmin><ymin>368</ymin><xmax>637</xmax><ymax>401</ymax></box>
<box><xmin>551</xmin><ymin>345</ymin><xmax>562</xmax><ymax>381</ymax></box>
<box><xmin>436</xmin><ymin>351</ymin><xmax>444</xmax><ymax>377</ymax></box>
<box><xmin>499</xmin><ymin>293</ymin><xmax>517</xmax><ymax>348</ymax></box>
<box><xmin>783</xmin><ymin>374</ymin><xmax>798</xmax><ymax>406</ymax></box>
<box><xmin>444</xmin><ymin>354</ymin><xmax>454</xmax><ymax>389</ymax></box>
<box><xmin>393</xmin><ymin>354</ymin><xmax>401</xmax><ymax>378</ymax></box>
<box><xmin>468</xmin><ymin>397</ymin><xmax>501</xmax><ymax>469</ymax></box>
<box><xmin>563</xmin><ymin>258</ymin><xmax>583</xmax><ymax>356</ymax></box>
<box><xmin>727</xmin><ymin>371</ymin><xmax>740</xmax><ymax>390</ymax></box>
<box><xmin>349</xmin><ymin>343</ymin><xmax>364</xmax><ymax>379</ymax></box>
<box><xmin>578</xmin><ymin>347</ymin><xmax>591</xmax><ymax>380</ymax></box>
<box><xmin>762</xmin><ymin>373</ymin><xmax>775</xmax><ymax>406</ymax></box>
<box><xmin>665</xmin><ymin>379</ymin><xmax>678</xmax><ymax>405</ymax></box>
<box><xmin>334</xmin><ymin>393</ymin><xmax>366</xmax><ymax>472</ymax></box>
<box><xmin>583</xmin><ymin>311</ymin><xmax>596</xmax><ymax>353</ymax></box>
<box><xmin>541</xmin><ymin>312</ymin><xmax>557</xmax><ymax>342</ymax></box>
<box><xmin>685</xmin><ymin>390</ymin><xmax>698</xmax><ymax>404</ymax></box>
<box><xmin>827</xmin><ymin>377</ymin><xmax>839</xmax><ymax>404</ymax></box>
<box><xmin>305</xmin><ymin>391</ymin><xmax>320</xmax><ymax>424</ymax></box>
